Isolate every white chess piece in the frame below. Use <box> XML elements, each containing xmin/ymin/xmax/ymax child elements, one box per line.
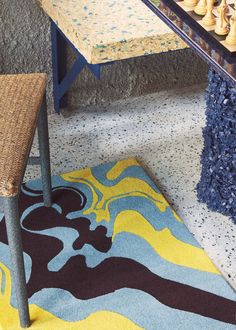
<box><xmin>194</xmin><ymin>0</ymin><xmax>207</xmax><ymax>15</ymax></box>
<box><xmin>226</xmin><ymin>11</ymin><xmax>236</xmax><ymax>45</ymax></box>
<box><xmin>217</xmin><ymin>0</ymin><xmax>229</xmax><ymax>14</ymax></box>
<box><xmin>202</xmin><ymin>0</ymin><xmax>216</xmax><ymax>26</ymax></box>
<box><xmin>215</xmin><ymin>2</ymin><xmax>229</xmax><ymax>35</ymax></box>
<box><xmin>184</xmin><ymin>0</ymin><xmax>198</xmax><ymax>7</ymax></box>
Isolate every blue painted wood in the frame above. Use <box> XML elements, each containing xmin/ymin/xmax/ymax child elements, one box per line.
<box><xmin>51</xmin><ymin>21</ymin><xmax>102</xmax><ymax>113</ymax></box>
<box><xmin>58</xmin><ymin>54</ymin><xmax>87</xmax><ymax>99</ymax></box>
<box><xmin>88</xmin><ymin>63</ymin><xmax>101</xmax><ymax>80</ymax></box>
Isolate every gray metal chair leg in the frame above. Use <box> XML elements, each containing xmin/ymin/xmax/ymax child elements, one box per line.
<box><xmin>3</xmin><ymin>196</ymin><xmax>30</xmax><ymax>328</ymax></box>
<box><xmin>38</xmin><ymin>93</ymin><xmax>52</xmax><ymax>207</ymax></box>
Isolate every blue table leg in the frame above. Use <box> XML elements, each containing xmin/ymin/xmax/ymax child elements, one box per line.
<box><xmin>197</xmin><ymin>68</ymin><xmax>236</xmax><ymax>224</ymax></box>
<box><xmin>51</xmin><ymin>21</ymin><xmax>101</xmax><ymax>113</ymax></box>
<box><xmin>51</xmin><ymin>21</ymin><xmax>67</xmax><ymax>113</ymax></box>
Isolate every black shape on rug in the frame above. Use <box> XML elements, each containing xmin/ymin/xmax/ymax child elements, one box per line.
<box><xmin>0</xmin><ymin>185</ymin><xmax>235</xmax><ymax>324</ymax></box>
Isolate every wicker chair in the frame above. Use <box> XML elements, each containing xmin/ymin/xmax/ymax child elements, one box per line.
<box><xmin>0</xmin><ymin>73</ymin><xmax>52</xmax><ymax>328</ymax></box>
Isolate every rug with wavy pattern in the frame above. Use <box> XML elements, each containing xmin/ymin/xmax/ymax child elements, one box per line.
<box><xmin>0</xmin><ymin>158</ymin><xmax>235</xmax><ymax>330</ymax></box>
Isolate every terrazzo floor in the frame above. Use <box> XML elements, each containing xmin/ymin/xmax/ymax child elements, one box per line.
<box><xmin>26</xmin><ymin>84</ymin><xmax>236</xmax><ymax>290</ymax></box>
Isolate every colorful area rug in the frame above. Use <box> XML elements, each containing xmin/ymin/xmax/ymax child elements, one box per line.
<box><xmin>0</xmin><ymin>158</ymin><xmax>235</xmax><ymax>330</ymax></box>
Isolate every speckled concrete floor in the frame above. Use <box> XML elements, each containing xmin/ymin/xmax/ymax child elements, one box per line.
<box><xmin>26</xmin><ymin>84</ymin><xmax>236</xmax><ymax>290</ymax></box>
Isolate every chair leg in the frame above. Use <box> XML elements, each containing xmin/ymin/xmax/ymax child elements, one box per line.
<box><xmin>3</xmin><ymin>196</ymin><xmax>30</xmax><ymax>328</ymax></box>
<box><xmin>38</xmin><ymin>93</ymin><xmax>52</xmax><ymax>207</ymax></box>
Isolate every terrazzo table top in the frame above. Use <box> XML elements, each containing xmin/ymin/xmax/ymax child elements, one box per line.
<box><xmin>39</xmin><ymin>0</ymin><xmax>187</xmax><ymax>64</ymax></box>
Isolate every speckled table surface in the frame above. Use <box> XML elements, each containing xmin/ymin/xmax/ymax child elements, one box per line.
<box><xmin>39</xmin><ymin>0</ymin><xmax>186</xmax><ymax>64</ymax></box>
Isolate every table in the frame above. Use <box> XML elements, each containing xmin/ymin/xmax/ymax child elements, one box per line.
<box><xmin>39</xmin><ymin>0</ymin><xmax>236</xmax><ymax>222</ymax></box>
<box><xmin>143</xmin><ymin>0</ymin><xmax>236</xmax><ymax>223</ymax></box>
<box><xmin>39</xmin><ymin>0</ymin><xmax>187</xmax><ymax>113</ymax></box>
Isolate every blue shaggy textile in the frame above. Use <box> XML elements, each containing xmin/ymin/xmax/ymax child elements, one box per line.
<box><xmin>197</xmin><ymin>69</ymin><xmax>236</xmax><ymax>224</ymax></box>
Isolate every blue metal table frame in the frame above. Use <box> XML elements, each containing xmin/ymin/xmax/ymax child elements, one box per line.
<box><xmin>51</xmin><ymin>21</ymin><xmax>111</xmax><ymax>114</ymax></box>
